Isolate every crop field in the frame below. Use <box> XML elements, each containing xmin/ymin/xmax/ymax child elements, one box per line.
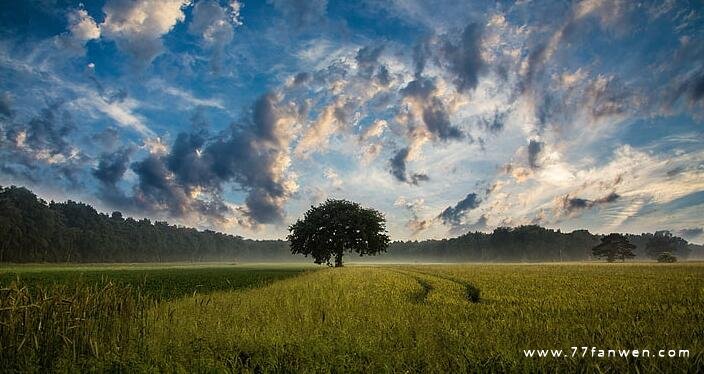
<box><xmin>1</xmin><ymin>263</ymin><xmax>703</xmax><ymax>372</ymax></box>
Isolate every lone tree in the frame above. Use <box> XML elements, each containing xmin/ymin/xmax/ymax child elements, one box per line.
<box><xmin>657</xmin><ymin>251</ymin><xmax>677</xmax><ymax>263</ymax></box>
<box><xmin>591</xmin><ymin>233</ymin><xmax>636</xmax><ymax>262</ymax></box>
<box><xmin>288</xmin><ymin>199</ymin><xmax>390</xmax><ymax>267</ymax></box>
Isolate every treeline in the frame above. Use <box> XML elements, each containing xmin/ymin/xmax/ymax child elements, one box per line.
<box><xmin>378</xmin><ymin>226</ymin><xmax>702</xmax><ymax>262</ymax></box>
<box><xmin>0</xmin><ymin>185</ymin><xmax>701</xmax><ymax>263</ymax></box>
<box><xmin>0</xmin><ymin>186</ymin><xmax>294</xmax><ymax>263</ymax></box>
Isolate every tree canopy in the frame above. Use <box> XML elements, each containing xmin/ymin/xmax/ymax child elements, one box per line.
<box><xmin>591</xmin><ymin>233</ymin><xmax>636</xmax><ymax>262</ymax></box>
<box><xmin>287</xmin><ymin>199</ymin><xmax>390</xmax><ymax>267</ymax></box>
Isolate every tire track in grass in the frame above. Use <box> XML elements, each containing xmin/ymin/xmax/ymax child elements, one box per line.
<box><xmin>399</xmin><ymin>268</ymin><xmax>481</xmax><ymax>303</ymax></box>
<box><xmin>384</xmin><ymin>269</ymin><xmax>434</xmax><ymax>303</ymax></box>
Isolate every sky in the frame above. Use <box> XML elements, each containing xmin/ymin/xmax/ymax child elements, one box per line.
<box><xmin>0</xmin><ymin>0</ymin><xmax>702</xmax><ymax>243</ymax></box>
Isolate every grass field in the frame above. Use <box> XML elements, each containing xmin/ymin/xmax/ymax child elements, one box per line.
<box><xmin>1</xmin><ymin>263</ymin><xmax>703</xmax><ymax>372</ymax></box>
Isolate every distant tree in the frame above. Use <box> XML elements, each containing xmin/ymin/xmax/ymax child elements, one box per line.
<box><xmin>288</xmin><ymin>199</ymin><xmax>390</xmax><ymax>267</ymax></box>
<box><xmin>591</xmin><ymin>234</ymin><xmax>636</xmax><ymax>262</ymax></box>
<box><xmin>645</xmin><ymin>231</ymin><xmax>688</xmax><ymax>260</ymax></box>
<box><xmin>657</xmin><ymin>252</ymin><xmax>677</xmax><ymax>263</ymax></box>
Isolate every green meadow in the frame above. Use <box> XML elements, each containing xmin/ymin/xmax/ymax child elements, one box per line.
<box><xmin>1</xmin><ymin>263</ymin><xmax>703</xmax><ymax>372</ymax></box>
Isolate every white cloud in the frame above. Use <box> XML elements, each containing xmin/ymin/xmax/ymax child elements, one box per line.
<box><xmin>101</xmin><ymin>0</ymin><xmax>192</xmax><ymax>66</ymax></box>
<box><xmin>67</xmin><ymin>9</ymin><xmax>101</xmax><ymax>42</ymax></box>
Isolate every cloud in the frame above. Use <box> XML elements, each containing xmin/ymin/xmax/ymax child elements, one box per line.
<box><xmin>67</xmin><ymin>8</ymin><xmax>101</xmax><ymax>42</ymax></box>
<box><xmin>188</xmin><ymin>0</ymin><xmax>242</xmax><ymax>70</ymax></box>
<box><xmin>395</xmin><ymin>197</ymin><xmax>431</xmax><ymax>236</ymax></box>
<box><xmin>0</xmin><ymin>92</ymin><xmax>13</xmax><ymax>118</ymax></box>
<box><xmin>5</xmin><ymin>102</ymin><xmax>75</xmax><ymax>159</ymax></box>
<box><xmin>93</xmin><ymin>147</ymin><xmax>132</xmax><ymax>186</ymax></box>
<box><xmin>389</xmin><ymin>147</ymin><xmax>429</xmax><ymax>185</ymax></box>
<box><xmin>295</xmin><ymin>98</ymin><xmax>348</xmax><ymax>158</ymax></box>
<box><xmin>356</xmin><ymin>45</ymin><xmax>386</xmax><ymax>81</ymax></box>
<box><xmin>527</xmin><ymin>139</ymin><xmax>543</xmax><ymax>169</ymax></box>
<box><xmin>101</xmin><ymin>0</ymin><xmax>191</xmax><ymax>67</ymax></box>
<box><xmin>400</xmin><ymin>77</ymin><xmax>463</xmax><ymax>141</ymax></box>
<box><xmin>127</xmin><ymin>91</ymin><xmax>300</xmax><ymax>225</ymax></box>
<box><xmin>438</xmin><ymin>192</ymin><xmax>480</xmax><ymax>225</ymax></box>
<box><xmin>440</xmin><ymin>23</ymin><xmax>484</xmax><ymax>92</ymax></box>
<box><xmin>477</xmin><ymin>111</ymin><xmax>506</xmax><ymax>133</ymax></box>
<box><xmin>677</xmin><ymin>227</ymin><xmax>703</xmax><ymax>240</ymax></box>
<box><xmin>558</xmin><ymin>191</ymin><xmax>620</xmax><ymax>213</ymax></box>
<box><xmin>585</xmin><ymin>74</ymin><xmax>631</xmax><ymax>120</ymax></box>
<box><xmin>292</xmin><ymin>72</ymin><xmax>312</xmax><ymax>86</ymax></box>
<box><xmin>54</xmin><ymin>7</ymin><xmax>102</xmax><ymax>56</ymax></box>
<box><xmin>359</xmin><ymin>119</ymin><xmax>387</xmax><ymax>140</ymax></box>
<box><xmin>269</xmin><ymin>0</ymin><xmax>328</xmax><ymax>29</ymax></box>
<box><xmin>0</xmin><ymin>102</ymin><xmax>86</xmax><ymax>185</ymax></box>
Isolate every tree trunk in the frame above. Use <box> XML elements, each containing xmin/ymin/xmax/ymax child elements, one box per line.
<box><xmin>334</xmin><ymin>252</ymin><xmax>343</xmax><ymax>267</ymax></box>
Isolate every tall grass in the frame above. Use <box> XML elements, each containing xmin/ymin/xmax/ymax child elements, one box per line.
<box><xmin>0</xmin><ymin>279</ymin><xmax>149</xmax><ymax>371</ymax></box>
<box><xmin>145</xmin><ymin>264</ymin><xmax>704</xmax><ymax>372</ymax></box>
<box><xmin>0</xmin><ymin>265</ymin><xmax>310</xmax><ymax>372</ymax></box>
<box><xmin>1</xmin><ymin>263</ymin><xmax>702</xmax><ymax>372</ymax></box>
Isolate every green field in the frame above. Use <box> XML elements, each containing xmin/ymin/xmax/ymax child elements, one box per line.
<box><xmin>2</xmin><ymin>263</ymin><xmax>703</xmax><ymax>372</ymax></box>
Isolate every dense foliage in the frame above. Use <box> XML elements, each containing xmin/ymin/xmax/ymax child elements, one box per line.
<box><xmin>383</xmin><ymin>227</ymin><xmax>700</xmax><ymax>262</ymax></box>
<box><xmin>645</xmin><ymin>231</ymin><xmax>689</xmax><ymax>259</ymax></box>
<box><xmin>591</xmin><ymin>233</ymin><xmax>637</xmax><ymax>262</ymax></box>
<box><xmin>0</xmin><ymin>185</ymin><xmax>701</xmax><ymax>263</ymax></box>
<box><xmin>288</xmin><ymin>199</ymin><xmax>390</xmax><ymax>266</ymax></box>
<box><xmin>0</xmin><ymin>186</ymin><xmax>292</xmax><ymax>263</ymax></box>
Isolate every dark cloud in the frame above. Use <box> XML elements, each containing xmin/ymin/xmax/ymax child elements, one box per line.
<box><xmin>127</xmin><ymin>92</ymin><xmax>296</xmax><ymax>225</ymax></box>
<box><xmin>527</xmin><ymin>139</ymin><xmax>543</xmax><ymax>169</ymax></box>
<box><xmin>594</xmin><ymin>192</ymin><xmax>620</xmax><ymax>204</ymax></box>
<box><xmin>165</xmin><ymin>131</ymin><xmax>213</xmax><ymax>187</ymax></box>
<box><xmin>292</xmin><ymin>72</ymin><xmax>312</xmax><ymax>86</ymax></box>
<box><xmin>390</xmin><ymin>148</ymin><xmax>408</xmax><ymax>182</ymax></box>
<box><xmin>389</xmin><ymin>147</ymin><xmax>429</xmax><ymax>186</ymax></box>
<box><xmin>269</xmin><ymin>0</ymin><xmax>328</xmax><ymax>29</ymax></box>
<box><xmin>355</xmin><ymin>45</ymin><xmax>391</xmax><ymax>86</ymax></box>
<box><xmin>131</xmin><ymin>155</ymin><xmax>194</xmax><ymax>217</ymax></box>
<box><xmin>93</xmin><ymin>147</ymin><xmax>132</xmax><ymax>186</ymax></box>
<box><xmin>564</xmin><ymin>197</ymin><xmax>590</xmax><ymax>211</ymax></box>
<box><xmin>478</xmin><ymin>111</ymin><xmax>506</xmax><ymax>133</ymax></box>
<box><xmin>0</xmin><ymin>102</ymin><xmax>90</xmax><ymax>188</ymax></box>
<box><xmin>560</xmin><ymin>192</ymin><xmax>620</xmax><ymax>212</ymax></box>
<box><xmin>440</xmin><ymin>23</ymin><xmax>484</xmax><ymax>92</ymax></box>
<box><xmin>356</xmin><ymin>45</ymin><xmax>384</xmax><ymax>76</ymax></box>
<box><xmin>376</xmin><ymin>65</ymin><xmax>391</xmax><ymax>86</ymax></box>
<box><xmin>672</xmin><ymin>69</ymin><xmax>704</xmax><ymax>105</ymax></box>
<box><xmin>0</xmin><ymin>92</ymin><xmax>13</xmax><ymax>118</ymax></box>
<box><xmin>689</xmin><ymin>72</ymin><xmax>704</xmax><ymax>102</ymax></box>
<box><xmin>401</xmin><ymin>77</ymin><xmax>463</xmax><ymax>140</ymax></box>
<box><xmin>438</xmin><ymin>193</ymin><xmax>481</xmax><ymax>226</ymax></box>
<box><xmin>412</xmin><ymin>37</ymin><xmax>432</xmax><ymax>76</ymax></box>
<box><xmin>92</xmin><ymin>127</ymin><xmax>120</xmax><ymax>150</ymax></box>
<box><xmin>5</xmin><ymin>101</ymin><xmax>74</xmax><ymax>157</ymax></box>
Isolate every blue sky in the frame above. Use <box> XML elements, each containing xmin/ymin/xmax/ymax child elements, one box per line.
<box><xmin>0</xmin><ymin>0</ymin><xmax>702</xmax><ymax>243</ymax></box>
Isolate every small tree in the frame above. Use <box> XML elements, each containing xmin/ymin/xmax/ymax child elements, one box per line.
<box><xmin>288</xmin><ymin>199</ymin><xmax>390</xmax><ymax>267</ymax></box>
<box><xmin>591</xmin><ymin>233</ymin><xmax>636</xmax><ymax>262</ymax></box>
<box><xmin>657</xmin><ymin>252</ymin><xmax>677</xmax><ymax>263</ymax></box>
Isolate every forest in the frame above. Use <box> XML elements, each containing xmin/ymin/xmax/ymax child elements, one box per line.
<box><xmin>0</xmin><ymin>185</ymin><xmax>701</xmax><ymax>263</ymax></box>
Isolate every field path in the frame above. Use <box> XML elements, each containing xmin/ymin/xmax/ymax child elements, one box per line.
<box><xmin>383</xmin><ymin>267</ymin><xmax>481</xmax><ymax>303</ymax></box>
